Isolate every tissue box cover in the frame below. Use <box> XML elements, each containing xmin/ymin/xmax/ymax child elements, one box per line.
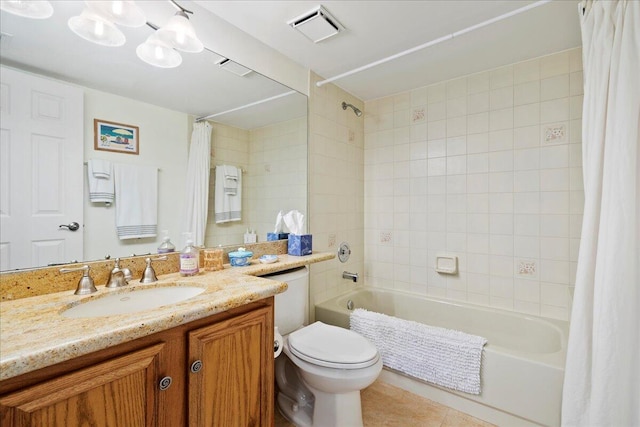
<box><xmin>288</xmin><ymin>234</ymin><xmax>312</xmax><ymax>256</ymax></box>
<box><xmin>267</xmin><ymin>232</ymin><xmax>289</xmax><ymax>241</ymax></box>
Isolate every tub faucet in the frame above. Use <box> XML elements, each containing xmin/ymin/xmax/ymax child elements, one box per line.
<box><xmin>342</xmin><ymin>271</ymin><xmax>359</xmax><ymax>283</ymax></box>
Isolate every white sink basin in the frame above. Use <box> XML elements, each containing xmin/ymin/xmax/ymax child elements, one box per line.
<box><xmin>62</xmin><ymin>286</ymin><xmax>206</xmax><ymax>318</ymax></box>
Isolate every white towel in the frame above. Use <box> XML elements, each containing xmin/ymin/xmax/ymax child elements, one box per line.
<box><xmin>223</xmin><ymin>165</ymin><xmax>238</xmax><ymax>195</ymax></box>
<box><xmin>350</xmin><ymin>308</ymin><xmax>487</xmax><ymax>395</ymax></box>
<box><xmin>87</xmin><ymin>159</ymin><xmax>114</xmax><ymax>204</ymax></box>
<box><xmin>113</xmin><ymin>163</ymin><xmax>158</xmax><ymax>239</ymax></box>
<box><xmin>214</xmin><ymin>165</ymin><xmax>241</xmax><ymax>223</ymax></box>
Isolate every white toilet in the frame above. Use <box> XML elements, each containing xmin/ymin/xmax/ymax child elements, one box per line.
<box><xmin>270</xmin><ymin>266</ymin><xmax>382</xmax><ymax>427</ymax></box>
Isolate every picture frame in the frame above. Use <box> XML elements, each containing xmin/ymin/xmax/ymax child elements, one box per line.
<box><xmin>94</xmin><ymin>119</ymin><xmax>139</xmax><ymax>155</ymax></box>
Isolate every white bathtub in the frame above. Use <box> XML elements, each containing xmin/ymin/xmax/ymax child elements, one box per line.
<box><xmin>315</xmin><ymin>288</ymin><xmax>569</xmax><ymax>427</ymax></box>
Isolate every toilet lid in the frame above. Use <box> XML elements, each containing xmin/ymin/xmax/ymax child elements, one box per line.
<box><xmin>288</xmin><ymin>322</ymin><xmax>379</xmax><ymax>369</ymax></box>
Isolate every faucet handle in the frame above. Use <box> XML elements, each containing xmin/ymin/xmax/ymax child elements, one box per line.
<box><xmin>140</xmin><ymin>256</ymin><xmax>167</xmax><ymax>283</ymax></box>
<box><xmin>60</xmin><ymin>265</ymin><xmax>98</xmax><ymax>295</ymax></box>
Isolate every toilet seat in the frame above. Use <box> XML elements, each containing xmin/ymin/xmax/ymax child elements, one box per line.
<box><xmin>288</xmin><ymin>321</ymin><xmax>379</xmax><ymax>369</ymax></box>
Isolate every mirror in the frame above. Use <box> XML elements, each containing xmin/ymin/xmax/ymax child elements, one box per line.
<box><xmin>0</xmin><ymin>1</ymin><xmax>307</xmax><ymax>271</ymax></box>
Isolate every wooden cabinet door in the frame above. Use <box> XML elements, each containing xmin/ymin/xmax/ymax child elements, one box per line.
<box><xmin>188</xmin><ymin>306</ymin><xmax>274</xmax><ymax>427</ymax></box>
<box><xmin>0</xmin><ymin>343</ymin><xmax>164</xmax><ymax>427</ymax></box>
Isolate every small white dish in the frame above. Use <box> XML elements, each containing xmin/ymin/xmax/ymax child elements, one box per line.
<box><xmin>259</xmin><ymin>255</ymin><xmax>278</xmax><ymax>264</ymax></box>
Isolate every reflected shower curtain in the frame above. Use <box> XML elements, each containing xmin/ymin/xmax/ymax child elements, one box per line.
<box><xmin>561</xmin><ymin>1</ymin><xmax>639</xmax><ymax>426</ymax></box>
<box><xmin>182</xmin><ymin>121</ymin><xmax>212</xmax><ymax>247</ymax></box>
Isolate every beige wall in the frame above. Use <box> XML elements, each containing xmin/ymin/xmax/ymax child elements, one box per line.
<box><xmin>363</xmin><ymin>48</ymin><xmax>584</xmax><ymax>320</ymax></box>
<box><xmin>83</xmin><ymin>88</ymin><xmax>189</xmax><ymax>261</ymax></box>
<box><xmin>307</xmin><ymin>72</ymin><xmax>365</xmax><ymax>315</ymax></box>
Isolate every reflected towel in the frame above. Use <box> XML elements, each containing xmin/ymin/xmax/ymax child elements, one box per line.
<box><xmin>215</xmin><ymin>165</ymin><xmax>241</xmax><ymax>223</ymax></box>
<box><xmin>113</xmin><ymin>163</ymin><xmax>158</xmax><ymax>239</ymax></box>
<box><xmin>350</xmin><ymin>308</ymin><xmax>487</xmax><ymax>394</ymax></box>
<box><xmin>87</xmin><ymin>159</ymin><xmax>114</xmax><ymax>204</ymax></box>
<box><xmin>223</xmin><ymin>165</ymin><xmax>238</xmax><ymax>195</ymax></box>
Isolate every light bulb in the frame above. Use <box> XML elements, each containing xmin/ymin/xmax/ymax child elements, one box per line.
<box><xmin>94</xmin><ymin>20</ymin><xmax>104</xmax><ymax>37</ymax></box>
<box><xmin>154</xmin><ymin>45</ymin><xmax>164</xmax><ymax>60</ymax></box>
<box><xmin>111</xmin><ymin>1</ymin><xmax>123</xmax><ymax>16</ymax></box>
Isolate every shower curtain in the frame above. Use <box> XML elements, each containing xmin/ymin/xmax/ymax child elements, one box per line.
<box><xmin>561</xmin><ymin>1</ymin><xmax>639</xmax><ymax>426</ymax></box>
<box><xmin>182</xmin><ymin>121</ymin><xmax>212</xmax><ymax>247</ymax></box>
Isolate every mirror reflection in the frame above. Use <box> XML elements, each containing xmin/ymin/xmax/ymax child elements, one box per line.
<box><xmin>0</xmin><ymin>1</ymin><xmax>307</xmax><ymax>271</ymax></box>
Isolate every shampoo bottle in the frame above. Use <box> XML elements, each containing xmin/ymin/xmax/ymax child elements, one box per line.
<box><xmin>180</xmin><ymin>239</ymin><xmax>199</xmax><ymax>276</ymax></box>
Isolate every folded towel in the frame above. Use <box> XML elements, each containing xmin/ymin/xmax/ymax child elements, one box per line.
<box><xmin>87</xmin><ymin>159</ymin><xmax>114</xmax><ymax>204</ymax></box>
<box><xmin>113</xmin><ymin>163</ymin><xmax>158</xmax><ymax>239</ymax></box>
<box><xmin>223</xmin><ymin>165</ymin><xmax>238</xmax><ymax>195</ymax></box>
<box><xmin>90</xmin><ymin>158</ymin><xmax>111</xmax><ymax>179</ymax></box>
<box><xmin>350</xmin><ymin>308</ymin><xmax>487</xmax><ymax>395</ymax></box>
<box><xmin>215</xmin><ymin>165</ymin><xmax>241</xmax><ymax>223</ymax></box>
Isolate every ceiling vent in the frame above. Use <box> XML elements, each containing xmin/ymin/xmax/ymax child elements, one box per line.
<box><xmin>288</xmin><ymin>5</ymin><xmax>345</xmax><ymax>43</ymax></box>
<box><xmin>217</xmin><ymin>58</ymin><xmax>253</xmax><ymax>77</ymax></box>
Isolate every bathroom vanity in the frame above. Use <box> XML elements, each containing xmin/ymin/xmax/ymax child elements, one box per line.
<box><xmin>0</xmin><ymin>252</ymin><xmax>334</xmax><ymax>426</ymax></box>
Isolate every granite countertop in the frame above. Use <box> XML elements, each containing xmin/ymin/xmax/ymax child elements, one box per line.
<box><xmin>0</xmin><ymin>252</ymin><xmax>334</xmax><ymax>381</ymax></box>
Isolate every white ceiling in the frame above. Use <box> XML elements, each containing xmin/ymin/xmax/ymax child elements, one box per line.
<box><xmin>197</xmin><ymin>0</ymin><xmax>582</xmax><ymax>101</ymax></box>
<box><xmin>0</xmin><ymin>1</ymin><xmax>305</xmax><ymax>129</ymax></box>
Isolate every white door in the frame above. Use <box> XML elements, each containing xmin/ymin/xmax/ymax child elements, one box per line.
<box><xmin>0</xmin><ymin>66</ymin><xmax>83</xmax><ymax>270</ymax></box>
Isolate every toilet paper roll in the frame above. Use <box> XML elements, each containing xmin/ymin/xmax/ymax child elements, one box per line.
<box><xmin>274</xmin><ymin>327</ymin><xmax>283</xmax><ymax>358</ymax></box>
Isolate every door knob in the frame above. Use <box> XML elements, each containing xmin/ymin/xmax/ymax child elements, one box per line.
<box><xmin>59</xmin><ymin>222</ymin><xmax>80</xmax><ymax>231</ymax></box>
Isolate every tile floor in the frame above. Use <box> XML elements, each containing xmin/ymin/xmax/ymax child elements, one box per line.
<box><xmin>274</xmin><ymin>380</ymin><xmax>496</xmax><ymax>427</ymax></box>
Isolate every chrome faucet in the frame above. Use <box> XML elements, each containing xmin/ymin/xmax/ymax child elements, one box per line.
<box><xmin>141</xmin><ymin>256</ymin><xmax>167</xmax><ymax>283</ymax></box>
<box><xmin>342</xmin><ymin>271</ymin><xmax>359</xmax><ymax>283</ymax></box>
<box><xmin>105</xmin><ymin>258</ymin><xmax>131</xmax><ymax>288</ymax></box>
<box><xmin>60</xmin><ymin>265</ymin><xmax>98</xmax><ymax>295</ymax></box>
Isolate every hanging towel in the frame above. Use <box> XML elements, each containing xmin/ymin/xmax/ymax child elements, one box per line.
<box><xmin>350</xmin><ymin>309</ymin><xmax>487</xmax><ymax>395</ymax></box>
<box><xmin>87</xmin><ymin>159</ymin><xmax>114</xmax><ymax>204</ymax></box>
<box><xmin>214</xmin><ymin>165</ymin><xmax>241</xmax><ymax>223</ymax></box>
<box><xmin>113</xmin><ymin>163</ymin><xmax>158</xmax><ymax>239</ymax></box>
<box><xmin>223</xmin><ymin>165</ymin><xmax>239</xmax><ymax>195</ymax></box>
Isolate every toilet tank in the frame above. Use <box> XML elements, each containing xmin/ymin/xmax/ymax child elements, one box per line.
<box><xmin>263</xmin><ymin>266</ymin><xmax>309</xmax><ymax>335</ymax></box>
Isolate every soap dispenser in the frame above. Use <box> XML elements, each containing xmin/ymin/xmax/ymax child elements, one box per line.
<box><xmin>180</xmin><ymin>237</ymin><xmax>199</xmax><ymax>276</ymax></box>
<box><xmin>158</xmin><ymin>230</ymin><xmax>176</xmax><ymax>253</ymax></box>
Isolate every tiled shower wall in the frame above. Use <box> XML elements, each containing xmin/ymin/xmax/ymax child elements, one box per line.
<box><xmin>364</xmin><ymin>48</ymin><xmax>584</xmax><ymax>320</ymax></box>
<box><xmin>204</xmin><ymin>118</ymin><xmax>307</xmax><ymax>247</ymax></box>
<box><xmin>308</xmin><ymin>72</ymin><xmax>365</xmax><ymax>312</ymax></box>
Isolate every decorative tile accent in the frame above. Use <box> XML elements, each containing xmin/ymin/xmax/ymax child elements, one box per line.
<box><xmin>516</xmin><ymin>259</ymin><xmax>538</xmax><ymax>278</ymax></box>
<box><xmin>328</xmin><ymin>234</ymin><xmax>336</xmax><ymax>248</ymax></box>
<box><xmin>412</xmin><ymin>107</ymin><xmax>426</xmax><ymax>123</ymax></box>
<box><xmin>543</xmin><ymin>122</ymin><xmax>568</xmax><ymax>144</ymax></box>
<box><xmin>380</xmin><ymin>231</ymin><xmax>392</xmax><ymax>244</ymax></box>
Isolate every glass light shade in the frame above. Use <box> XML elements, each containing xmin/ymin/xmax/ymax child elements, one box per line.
<box><xmin>85</xmin><ymin>0</ymin><xmax>145</xmax><ymax>28</ymax></box>
<box><xmin>68</xmin><ymin>9</ymin><xmax>125</xmax><ymax>47</ymax></box>
<box><xmin>136</xmin><ymin>33</ymin><xmax>182</xmax><ymax>68</ymax></box>
<box><xmin>0</xmin><ymin>0</ymin><xmax>53</xmax><ymax>19</ymax></box>
<box><xmin>155</xmin><ymin>11</ymin><xmax>203</xmax><ymax>53</ymax></box>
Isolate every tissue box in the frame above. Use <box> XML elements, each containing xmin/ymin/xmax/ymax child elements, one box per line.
<box><xmin>267</xmin><ymin>232</ymin><xmax>289</xmax><ymax>241</ymax></box>
<box><xmin>287</xmin><ymin>234</ymin><xmax>312</xmax><ymax>256</ymax></box>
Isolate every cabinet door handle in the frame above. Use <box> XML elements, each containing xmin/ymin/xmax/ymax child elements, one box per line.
<box><xmin>190</xmin><ymin>360</ymin><xmax>202</xmax><ymax>374</ymax></box>
<box><xmin>158</xmin><ymin>376</ymin><xmax>172</xmax><ymax>391</ymax></box>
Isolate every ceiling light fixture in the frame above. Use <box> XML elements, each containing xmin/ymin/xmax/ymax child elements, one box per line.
<box><xmin>0</xmin><ymin>0</ymin><xmax>53</xmax><ymax>19</ymax></box>
<box><xmin>288</xmin><ymin>5</ymin><xmax>345</xmax><ymax>43</ymax></box>
<box><xmin>154</xmin><ymin>1</ymin><xmax>203</xmax><ymax>53</ymax></box>
<box><xmin>68</xmin><ymin>8</ymin><xmax>125</xmax><ymax>47</ymax></box>
<box><xmin>86</xmin><ymin>1</ymin><xmax>146</xmax><ymax>28</ymax></box>
<box><xmin>136</xmin><ymin>31</ymin><xmax>182</xmax><ymax>68</ymax></box>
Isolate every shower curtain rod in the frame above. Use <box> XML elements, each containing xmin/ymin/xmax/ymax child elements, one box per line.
<box><xmin>195</xmin><ymin>90</ymin><xmax>297</xmax><ymax>122</ymax></box>
<box><xmin>316</xmin><ymin>0</ymin><xmax>553</xmax><ymax>87</ymax></box>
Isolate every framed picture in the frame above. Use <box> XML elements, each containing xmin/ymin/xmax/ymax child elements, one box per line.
<box><xmin>94</xmin><ymin>119</ymin><xmax>139</xmax><ymax>155</ymax></box>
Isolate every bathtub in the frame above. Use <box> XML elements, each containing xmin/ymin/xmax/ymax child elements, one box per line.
<box><xmin>315</xmin><ymin>288</ymin><xmax>569</xmax><ymax>427</ymax></box>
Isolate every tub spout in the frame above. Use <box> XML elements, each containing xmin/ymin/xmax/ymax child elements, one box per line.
<box><xmin>342</xmin><ymin>271</ymin><xmax>359</xmax><ymax>282</ymax></box>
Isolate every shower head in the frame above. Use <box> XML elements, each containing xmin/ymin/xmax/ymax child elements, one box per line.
<box><xmin>342</xmin><ymin>101</ymin><xmax>362</xmax><ymax>117</ymax></box>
